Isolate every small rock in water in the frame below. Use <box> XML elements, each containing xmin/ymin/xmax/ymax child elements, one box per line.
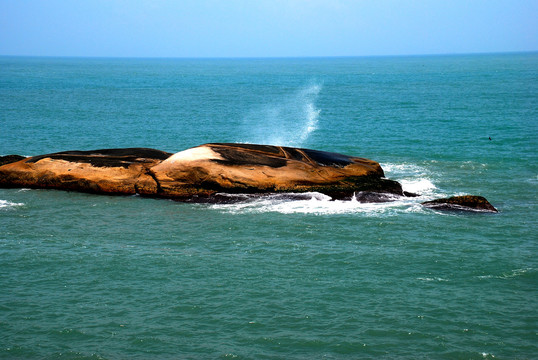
<box><xmin>421</xmin><ymin>195</ymin><xmax>498</xmax><ymax>213</ymax></box>
<box><xmin>353</xmin><ymin>191</ymin><xmax>400</xmax><ymax>203</ymax></box>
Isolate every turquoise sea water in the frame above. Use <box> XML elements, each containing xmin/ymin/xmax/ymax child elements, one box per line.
<box><xmin>0</xmin><ymin>53</ymin><xmax>537</xmax><ymax>359</ymax></box>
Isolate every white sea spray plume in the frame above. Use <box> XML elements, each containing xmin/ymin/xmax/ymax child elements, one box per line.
<box><xmin>242</xmin><ymin>83</ymin><xmax>322</xmax><ymax>147</ymax></box>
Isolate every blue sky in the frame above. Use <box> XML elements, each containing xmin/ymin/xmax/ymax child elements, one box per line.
<box><xmin>0</xmin><ymin>0</ymin><xmax>536</xmax><ymax>58</ymax></box>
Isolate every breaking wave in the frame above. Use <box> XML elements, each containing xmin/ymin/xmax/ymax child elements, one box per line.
<box><xmin>209</xmin><ymin>163</ymin><xmax>449</xmax><ymax>215</ymax></box>
<box><xmin>0</xmin><ymin>199</ymin><xmax>24</xmax><ymax>210</ymax></box>
<box><xmin>209</xmin><ymin>192</ymin><xmax>423</xmax><ymax>216</ymax></box>
<box><xmin>382</xmin><ymin>162</ymin><xmax>443</xmax><ymax>198</ymax></box>
<box><xmin>477</xmin><ymin>267</ymin><xmax>535</xmax><ymax>280</ymax></box>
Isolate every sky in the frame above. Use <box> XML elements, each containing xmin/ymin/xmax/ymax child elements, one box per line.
<box><xmin>0</xmin><ymin>0</ymin><xmax>536</xmax><ymax>58</ymax></box>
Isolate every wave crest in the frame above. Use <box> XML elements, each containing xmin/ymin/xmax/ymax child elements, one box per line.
<box><xmin>0</xmin><ymin>199</ymin><xmax>24</xmax><ymax>210</ymax></box>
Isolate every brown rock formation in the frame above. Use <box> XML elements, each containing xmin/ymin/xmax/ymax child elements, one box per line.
<box><xmin>421</xmin><ymin>195</ymin><xmax>498</xmax><ymax>213</ymax></box>
<box><xmin>149</xmin><ymin>143</ymin><xmax>403</xmax><ymax>200</ymax></box>
<box><xmin>0</xmin><ymin>143</ymin><xmax>403</xmax><ymax>201</ymax></box>
<box><xmin>0</xmin><ymin>148</ymin><xmax>171</xmax><ymax>196</ymax></box>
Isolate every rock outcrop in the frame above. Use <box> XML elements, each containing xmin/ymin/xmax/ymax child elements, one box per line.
<box><xmin>421</xmin><ymin>195</ymin><xmax>498</xmax><ymax>213</ymax></box>
<box><xmin>0</xmin><ymin>143</ymin><xmax>404</xmax><ymax>201</ymax></box>
<box><xmin>0</xmin><ymin>148</ymin><xmax>171</xmax><ymax>196</ymax></box>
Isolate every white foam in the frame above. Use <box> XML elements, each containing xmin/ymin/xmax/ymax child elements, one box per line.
<box><xmin>400</xmin><ymin>178</ymin><xmax>437</xmax><ymax>195</ymax></box>
<box><xmin>209</xmin><ymin>161</ymin><xmax>446</xmax><ymax>216</ymax></box>
<box><xmin>417</xmin><ymin>277</ymin><xmax>449</xmax><ymax>282</ymax></box>
<box><xmin>208</xmin><ymin>160</ymin><xmax>443</xmax><ymax>216</ymax></box>
<box><xmin>381</xmin><ymin>162</ymin><xmax>444</xmax><ymax>198</ymax></box>
<box><xmin>210</xmin><ymin>192</ymin><xmax>422</xmax><ymax>216</ymax></box>
<box><xmin>477</xmin><ymin>267</ymin><xmax>533</xmax><ymax>280</ymax></box>
<box><xmin>0</xmin><ymin>199</ymin><xmax>24</xmax><ymax>209</ymax></box>
<box><xmin>165</xmin><ymin>146</ymin><xmax>223</xmax><ymax>164</ymax></box>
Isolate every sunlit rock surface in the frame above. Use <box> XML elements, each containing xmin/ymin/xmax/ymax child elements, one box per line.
<box><xmin>0</xmin><ymin>143</ymin><xmax>404</xmax><ymax>201</ymax></box>
<box><xmin>0</xmin><ymin>148</ymin><xmax>171</xmax><ymax>195</ymax></box>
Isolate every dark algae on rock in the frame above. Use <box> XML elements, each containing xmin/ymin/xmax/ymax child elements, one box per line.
<box><xmin>25</xmin><ymin>148</ymin><xmax>173</xmax><ymax>168</ymax></box>
<box><xmin>0</xmin><ymin>155</ymin><xmax>26</xmax><ymax>167</ymax></box>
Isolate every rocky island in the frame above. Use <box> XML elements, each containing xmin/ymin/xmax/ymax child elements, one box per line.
<box><xmin>0</xmin><ymin>143</ymin><xmax>497</xmax><ymax>212</ymax></box>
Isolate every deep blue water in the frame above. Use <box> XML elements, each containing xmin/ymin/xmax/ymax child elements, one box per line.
<box><xmin>1</xmin><ymin>53</ymin><xmax>537</xmax><ymax>359</ymax></box>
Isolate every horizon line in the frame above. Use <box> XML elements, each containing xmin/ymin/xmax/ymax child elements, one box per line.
<box><xmin>0</xmin><ymin>50</ymin><xmax>536</xmax><ymax>61</ymax></box>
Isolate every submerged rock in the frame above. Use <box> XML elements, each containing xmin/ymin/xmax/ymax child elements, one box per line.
<box><xmin>421</xmin><ymin>195</ymin><xmax>498</xmax><ymax>213</ymax></box>
<box><xmin>0</xmin><ymin>143</ymin><xmax>404</xmax><ymax>202</ymax></box>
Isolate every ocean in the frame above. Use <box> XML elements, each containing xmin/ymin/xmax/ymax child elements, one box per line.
<box><xmin>0</xmin><ymin>53</ymin><xmax>536</xmax><ymax>359</ymax></box>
